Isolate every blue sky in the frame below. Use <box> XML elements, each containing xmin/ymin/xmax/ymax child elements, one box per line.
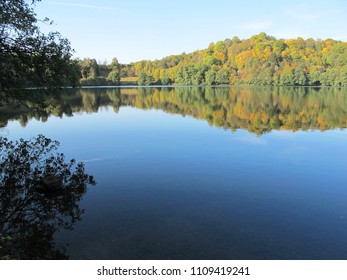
<box><xmin>35</xmin><ymin>0</ymin><xmax>347</xmax><ymax>63</ymax></box>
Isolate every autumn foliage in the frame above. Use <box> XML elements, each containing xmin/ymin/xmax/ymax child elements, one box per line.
<box><xmin>129</xmin><ymin>33</ymin><xmax>347</xmax><ymax>86</ymax></box>
<box><xmin>2</xmin><ymin>87</ymin><xmax>346</xmax><ymax>135</ymax></box>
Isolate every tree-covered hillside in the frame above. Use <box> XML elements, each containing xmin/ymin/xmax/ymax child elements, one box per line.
<box><xmin>79</xmin><ymin>33</ymin><xmax>347</xmax><ymax>87</ymax></box>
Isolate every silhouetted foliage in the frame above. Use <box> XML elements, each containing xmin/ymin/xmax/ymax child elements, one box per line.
<box><xmin>0</xmin><ymin>0</ymin><xmax>79</xmax><ymax>100</ymax></box>
<box><xmin>0</xmin><ymin>135</ymin><xmax>95</xmax><ymax>259</ymax></box>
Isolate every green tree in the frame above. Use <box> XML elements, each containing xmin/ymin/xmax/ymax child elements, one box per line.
<box><xmin>107</xmin><ymin>70</ymin><xmax>120</xmax><ymax>85</ymax></box>
<box><xmin>205</xmin><ymin>69</ymin><xmax>217</xmax><ymax>85</ymax></box>
<box><xmin>137</xmin><ymin>72</ymin><xmax>154</xmax><ymax>85</ymax></box>
<box><xmin>0</xmin><ymin>0</ymin><xmax>78</xmax><ymax>98</ymax></box>
<box><xmin>80</xmin><ymin>59</ymin><xmax>100</xmax><ymax>79</ymax></box>
<box><xmin>293</xmin><ymin>66</ymin><xmax>307</xmax><ymax>85</ymax></box>
<box><xmin>159</xmin><ymin>77</ymin><xmax>172</xmax><ymax>85</ymax></box>
<box><xmin>107</xmin><ymin>57</ymin><xmax>121</xmax><ymax>85</ymax></box>
<box><xmin>215</xmin><ymin>69</ymin><xmax>230</xmax><ymax>84</ymax></box>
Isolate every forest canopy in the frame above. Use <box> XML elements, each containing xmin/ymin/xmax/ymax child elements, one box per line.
<box><xmin>79</xmin><ymin>33</ymin><xmax>347</xmax><ymax>87</ymax></box>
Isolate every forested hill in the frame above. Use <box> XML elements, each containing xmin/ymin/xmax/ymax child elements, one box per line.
<box><xmin>79</xmin><ymin>33</ymin><xmax>347</xmax><ymax>86</ymax></box>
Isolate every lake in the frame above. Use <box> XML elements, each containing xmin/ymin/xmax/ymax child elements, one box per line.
<box><xmin>1</xmin><ymin>86</ymin><xmax>347</xmax><ymax>259</ymax></box>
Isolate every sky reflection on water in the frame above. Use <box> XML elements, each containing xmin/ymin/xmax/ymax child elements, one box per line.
<box><xmin>2</xmin><ymin>87</ymin><xmax>347</xmax><ymax>259</ymax></box>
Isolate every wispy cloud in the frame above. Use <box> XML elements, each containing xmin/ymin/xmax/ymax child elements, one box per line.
<box><xmin>270</xmin><ymin>130</ymin><xmax>298</xmax><ymax>138</ymax></box>
<box><xmin>47</xmin><ymin>1</ymin><xmax>117</xmax><ymax>11</ymax></box>
<box><xmin>235</xmin><ymin>21</ymin><xmax>273</xmax><ymax>31</ymax></box>
<box><xmin>272</xmin><ymin>30</ymin><xmax>305</xmax><ymax>40</ymax></box>
<box><xmin>283</xmin><ymin>2</ymin><xmax>331</xmax><ymax>22</ymax></box>
<box><xmin>235</xmin><ymin>136</ymin><xmax>267</xmax><ymax>145</ymax></box>
<box><xmin>81</xmin><ymin>155</ymin><xmax>119</xmax><ymax>163</ymax></box>
<box><xmin>280</xmin><ymin>145</ymin><xmax>310</xmax><ymax>155</ymax></box>
<box><xmin>334</xmin><ymin>35</ymin><xmax>347</xmax><ymax>41</ymax></box>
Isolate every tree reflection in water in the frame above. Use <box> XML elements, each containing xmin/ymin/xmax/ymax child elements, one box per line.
<box><xmin>1</xmin><ymin>87</ymin><xmax>346</xmax><ymax>134</ymax></box>
<box><xmin>0</xmin><ymin>135</ymin><xmax>95</xmax><ymax>259</ymax></box>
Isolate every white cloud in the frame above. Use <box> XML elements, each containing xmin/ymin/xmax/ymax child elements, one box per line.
<box><xmin>234</xmin><ymin>21</ymin><xmax>273</xmax><ymax>31</ymax></box>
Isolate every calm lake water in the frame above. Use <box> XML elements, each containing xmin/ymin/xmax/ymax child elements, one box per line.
<box><xmin>1</xmin><ymin>86</ymin><xmax>347</xmax><ymax>259</ymax></box>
